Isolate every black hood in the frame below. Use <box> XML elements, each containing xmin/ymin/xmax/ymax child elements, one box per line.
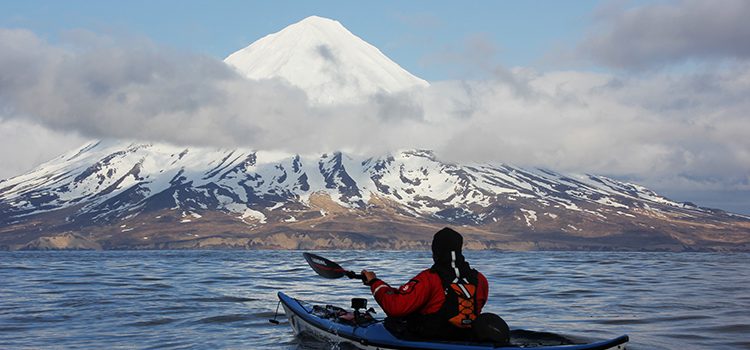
<box><xmin>430</xmin><ymin>227</ymin><xmax>475</xmax><ymax>282</ymax></box>
<box><xmin>431</xmin><ymin>227</ymin><xmax>464</xmax><ymax>263</ymax></box>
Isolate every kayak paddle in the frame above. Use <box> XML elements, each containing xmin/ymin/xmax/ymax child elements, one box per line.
<box><xmin>303</xmin><ymin>252</ymin><xmax>366</xmax><ymax>282</ymax></box>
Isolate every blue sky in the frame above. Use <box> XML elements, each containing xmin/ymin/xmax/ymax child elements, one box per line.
<box><xmin>1</xmin><ymin>0</ymin><xmax>600</xmax><ymax>79</ymax></box>
<box><xmin>1</xmin><ymin>0</ymin><xmax>749</xmax><ymax>214</ymax></box>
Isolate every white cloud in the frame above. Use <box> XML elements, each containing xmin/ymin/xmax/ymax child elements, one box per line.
<box><xmin>428</xmin><ymin>66</ymin><xmax>750</xmax><ymax>190</ymax></box>
<box><xmin>0</xmin><ymin>119</ymin><xmax>86</xmax><ymax>179</ymax></box>
<box><xmin>1</xmin><ymin>27</ymin><xmax>749</xmax><ymax>214</ymax></box>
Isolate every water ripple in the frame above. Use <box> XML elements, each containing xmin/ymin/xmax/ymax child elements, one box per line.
<box><xmin>0</xmin><ymin>250</ymin><xmax>747</xmax><ymax>349</ymax></box>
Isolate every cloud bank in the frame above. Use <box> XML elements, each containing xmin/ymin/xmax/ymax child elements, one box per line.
<box><xmin>1</xmin><ymin>25</ymin><xmax>749</xmax><ymax>211</ymax></box>
<box><xmin>0</xmin><ymin>29</ymin><xmax>431</xmax><ymax>154</ymax></box>
<box><xmin>580</xmin><ymin>0</ymin><xmax>750</xmax><ymax>69</ymax></box>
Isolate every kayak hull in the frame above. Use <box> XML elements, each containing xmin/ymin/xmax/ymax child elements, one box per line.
<box><xmin>278</xmin><ymin>292</ymin><xmax>628</xmax><ymax>350</ymax></box>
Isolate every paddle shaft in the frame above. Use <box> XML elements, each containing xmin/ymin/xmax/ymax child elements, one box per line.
<box><xmin>345</xmin><ymin>271</ymin><xmax>365</xmax><ymax>281</ymax></box>
<box><xmin>316</xmin><ymin>264</ymin><xmax>365</xmax><ymax>281</ymax></box>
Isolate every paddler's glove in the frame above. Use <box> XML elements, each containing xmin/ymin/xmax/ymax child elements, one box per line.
<box><xmin>361</xmin><ymin>269</ymin><xmax>378</xmax><ymax>285</ymax></box>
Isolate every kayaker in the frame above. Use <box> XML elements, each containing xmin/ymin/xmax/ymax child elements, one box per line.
<box><xmin>361</xmin><ymin>227</ymin><xmax>509</xmax><ymax>343</ymax></box>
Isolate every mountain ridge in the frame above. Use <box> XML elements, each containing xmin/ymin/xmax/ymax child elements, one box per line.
<box><xmin>1</xmin><ymin>140</ymin><xmax>748</xmax><ymax>251</ymax></box>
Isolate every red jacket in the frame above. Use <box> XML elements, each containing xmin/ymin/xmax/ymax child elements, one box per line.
<box><xmin>369</xmin><ymin>269</ymin><xmax>489</xmax><ymax>318</ymax></box>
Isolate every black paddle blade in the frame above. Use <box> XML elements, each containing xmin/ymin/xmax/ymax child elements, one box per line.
<box><xmin>303</xmin><ymin>252</ymin><xmax>347</xmax><ymax>279</ymax></box>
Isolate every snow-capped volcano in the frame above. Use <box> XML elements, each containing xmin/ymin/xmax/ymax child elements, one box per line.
<box><xmin>224</xmin><ymin>16</ymin><xmax>429</xmax><ymax>104</ymax></box>
<box><xmin>0</xmin><ymin>16</ymin><xmax>748</xmax><ymax>251</ymax></box>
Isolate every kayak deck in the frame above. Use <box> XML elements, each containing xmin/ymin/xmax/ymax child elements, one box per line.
<box><xmin>278</xmin><ymin>292</ymin><xmax>628</xmax><ymax>350</ymax></box>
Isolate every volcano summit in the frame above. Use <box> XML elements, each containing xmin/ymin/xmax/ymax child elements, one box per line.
<box><xmin>225</xmin><ymin>16</ymin><xmax>428</xmax><ymax>105</ymax></box>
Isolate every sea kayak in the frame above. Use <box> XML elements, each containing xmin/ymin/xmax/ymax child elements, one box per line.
<box><xmin>278</xmin><ymin>292</ymin><xmax>628</xmax><ymax>350</ymax></box>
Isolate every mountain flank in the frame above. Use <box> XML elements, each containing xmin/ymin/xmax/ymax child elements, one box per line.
<box><xmin>1</xmin><ymin>143</ymin><xmax>747</xmax><ymax>251</ymax></box>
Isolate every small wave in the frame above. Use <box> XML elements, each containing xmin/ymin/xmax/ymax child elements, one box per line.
<box><xmin>27</xmin><ymin>278</ymin><xmax>55</xmax><ymax>283</ymax></box>
<box><xmin>136</xmin><ymin>277</ymin><xmax>164</xmax><ymax>282</ymax></box>
<box><xmin>552</xmin><ymin>289</ymin><xmax>597</xmax><ymax>297</ymax></box>
<box><xmin>58</xmin><ymin>299</ymin><xmax>114</xmax><ymax>308</ymax></box>
<box><xmin>39</xmin><ymin>290</ymin><xmax>64</xmax><ymax>296</ymax></box>
<box><xmin>194</xmin><ymin>314</ymin><xmax>254</xmax><ymax>324</ymax></box>
<box><xmin>593</xmin><ymin>318</ymin><xmax>649</xmax><ymax>325</ymax></box>
<box><xmin>10</xmin><ymin>314</ymin><xmax>72</xmax><ymax>323</ymax></box>
<box><xmin>657</xmin><ymin>332</ymin><xmax>711</xmax><ymax>341</ymax></box>
<box><xmin>701</xmin><ymin>323</ymin><xmax>750</xmax><ymax>334</ymax></box>
<box><xmin>131</xmin><ymin>283</ymin><xmax>174</xmax><ymax>291</ymax></box>
<box><xmin>518</xmin><ymin>276</ymin><xmax>545</xmax><ymax>282</ymax></box>
<box><xmin>142</xmin><ymin>340</ymin><xmax>194</xmax><ymax>349</ymax></box>
<box><xmin>186</xmin><ymin>295</ymin><xmax>257</xmax><ymax>303</ymax></box>
<box><xmin>213</xmin><ymin>275</ymin><xmax>243</xmax><ymax>281</ymax></box>
<box><xmin>99</xmin><ymin>281</ymin><xmax>131</xmax><ymax>287</ymax></box>
<box><xmin>0</xmin><ymin>326</ymin><xmax>28</xmax><ymax>332</ymax></box>
<box><xmin>126</xmin><ymin>318</ymin><xmax>177</xmax><ymax>327</ymax></box>
<box><xmin>50</xmin><ymin>281</ymin><xmax>92</xmax><ymax>286</ymax></box>
<box><xmin>78</xmin><ymin>272</ymin><xmax>108</xmax><ymax>278</ymax></box>
<box><xmin>197</xmin><ymin>279</ymin><xmax>219</xmax><ymax>285</ymax></box>
<box><xmin>650</xmin><ymin>314</ymin><xmax>713</xmax><ymax>322</ymax></box>
<box><xmin>0</xmin><ymin>265</ymin><xmax>34</xmax><ymax>271</ymax></box>
<box><xmin>153</xmin><ymin>305</ymin><xmax>200</xmax><ymax>314</ymax></box>
<box><xmin>727</xmin><ymin>340</ymin><xmax>750</xmax><ymax>348</ymax></box>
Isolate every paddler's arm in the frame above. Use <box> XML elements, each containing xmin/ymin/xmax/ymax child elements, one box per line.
<box><xmin>361</xmin><ymin>269</ymin><xmax>430</xmax><ymax>318</ymax></box>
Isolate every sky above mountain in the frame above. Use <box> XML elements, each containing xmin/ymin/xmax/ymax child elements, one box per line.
<box><xmin>1</xmin><ymin>0</ymin><xmax>749</xmax><ymax>214</ymax></box>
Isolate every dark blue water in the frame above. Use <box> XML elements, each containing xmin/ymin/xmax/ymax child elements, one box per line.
<box><xmin>1</xmin><ymin>251</ymin><xmax>748</xmax><ymax>349</ymax></box>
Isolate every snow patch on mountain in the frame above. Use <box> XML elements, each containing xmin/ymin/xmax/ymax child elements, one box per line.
<box><xmin>241</xmin><ymin>209</ymin><xmax>267</xmax><ymax>223</ymax></box>
<box><xmin>520</xmin><ymin>208</ymin><xmax>538</xmax><ymax>227</ymax></box>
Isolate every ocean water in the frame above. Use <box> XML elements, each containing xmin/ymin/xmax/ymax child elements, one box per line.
<box><xmin>0</xmin><ymin>250</ymin><xmax>748</xmax><ymax>350</ymax></box>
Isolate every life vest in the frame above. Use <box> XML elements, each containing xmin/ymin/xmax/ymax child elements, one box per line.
<box><xmin>445</xmin><ymin>278</ymin><xmax>478</xmax><ymax>328</ymax></box>
<box><xmin>435</xmin><ymin>251</ymin><xmax>479</xmax><ymax>329</ymax></box>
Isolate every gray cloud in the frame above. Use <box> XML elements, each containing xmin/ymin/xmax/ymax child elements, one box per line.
<box><xmin>0</xmin><ymin>29</ymin><xmax>308</xmax><ymax>147</ymax></box>
<box><xmin>580</xmin><ymin>0</ymin><xmax>750</xmax><ymax>69</ymax></box>
<box><xmin>427</xmin><ymin>66</ymin><xmax>750</xmax><ymax>203</ymax></box>
<box><xmin>0</xmin><ymin>28</ymin><xmax>430</xmax><ymax>155</ymax></box>
<box><xmin>315</xmin><ymin>44</ymin><xmax>338</xmax><ymax>64</ymax></box>
<box><xmin>369</xmin><ymin>90</ymin><xmax>424</xmax><ymax>122</ymax></box>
